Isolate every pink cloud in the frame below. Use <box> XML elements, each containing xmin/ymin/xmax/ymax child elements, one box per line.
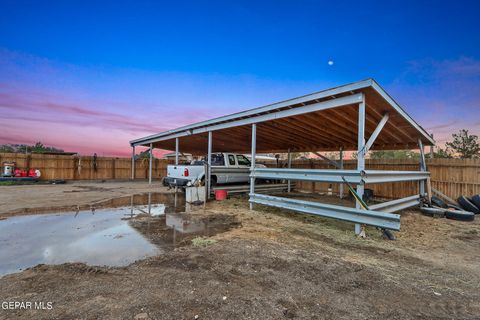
<box><xmin>388</xmin><ymin>56</ymin><xmax>480</xmax><ymax>147</ymax></box>
<box><xmin>0</xmin><ymin>83</ymin><xmax>213</xmax><ymax>155</ymax></box>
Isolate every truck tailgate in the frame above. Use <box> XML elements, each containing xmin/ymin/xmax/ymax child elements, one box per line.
<box><xmin>167</xmin><ymin>165</ymin><xmax>189</xmax><ymax>178</ymax></box>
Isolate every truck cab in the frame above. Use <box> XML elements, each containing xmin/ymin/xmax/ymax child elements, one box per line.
<box><xmin>164</xmin><ymin>153</ymin><xmax>260</xmax><ymax>188</ymax></box>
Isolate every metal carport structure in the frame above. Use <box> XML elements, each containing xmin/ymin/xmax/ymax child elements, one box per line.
<box><xmin>130</xmin><ymin>78</ymin><xmax>434</xmax><ymax>234</ymax></box>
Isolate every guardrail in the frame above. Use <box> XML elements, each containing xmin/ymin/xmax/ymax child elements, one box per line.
<box><xmin>368</xmin><ymin>194</ymin><xmax>422</xmax><ymax>213</ymax></box>
<box><xmin>251</xmin><ymin>168</ymin><xmax>362</xmax><ymax>184</ymax></box>
<box><xmin>251</xmin><ymin>168</ymin><xmax>429</xmax><ymax>184</ymax></box>
<box><xmin>212</xmin><ymin>183</ymin><xmax>294</xmax><ymax>194</ymax></box>
<box><xmin>249</xmin><ymin>193</ymin><xmax>401</xmax><ymax>230</ymax></box>
<box><xmin>211</xmin><ymin>167</ymin><xmax>250</xmax><ymax>175</ymax></box>
<box><xmin>361</xmin><ymin>170</ymin><xmax>430</xmax><ymax>184</ymax></box>
<box><xmin>248</xmin><ymin>168</ymin><xmax>431</xmax><ymax>230</ymax></box>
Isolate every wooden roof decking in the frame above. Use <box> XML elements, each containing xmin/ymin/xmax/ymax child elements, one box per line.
<box><xmin>130</xmin><ymin>79</ymin><xmax>434</xmax><ymax>154</ymax></box>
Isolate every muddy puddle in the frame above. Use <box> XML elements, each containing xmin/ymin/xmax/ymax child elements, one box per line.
<box><xmin>0</xmin><ymin>192</ymin><xmax>237</xmax><ymax>276</ymax></box>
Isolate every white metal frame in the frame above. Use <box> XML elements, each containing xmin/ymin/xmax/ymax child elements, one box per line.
<box><xmin>131</xmin><ymin>80</ymin><xmax>432</xmax><ymax>234</ymax></box>
<box><xmin>247</xmin><ymin>93</ymin><xmax>428</xmax><ymax>233</ymax></box>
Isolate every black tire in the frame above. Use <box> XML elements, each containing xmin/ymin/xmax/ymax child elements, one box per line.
<box><xmin>420</xmin><ymin>206</ymin><xmax>445</xmax><ymax>218</ymax></box>
<box><xmin>447</xmin><ymin>204</ymin><xmax>462</xmax><ymax>211</ymax></box>
<box><xmin>431</xmin><ymin>196</ymin><xmax>447</xmax><ymax>208</ymax></box>
<box><xmin>210</xmin><ymin>176</ymin><xmax>217</xmax><ymax>187</ymax></box>
<box><xmin>161</xmin><ymin>177</ymin><xmax>168</xmax><ymax>187</ymax></box>
<box><xmin>445</xmin><ymin>209</ymin><xmax>475</xmax><ymax>222</ymax></box>
<box><xmin>457</xmin><ymin>196</ymin><xmax>480</xmax><ymax>214</ymax></box>
<box><xmin>382</xmin><ymin>229</ymin><xmax>396</xmax><ymax>240</ymax></box>
<box><xmin>471</xmin><ymin>195</ymin><xmax>480</xmax><ymax>210</ymax></box>
<box><xmin>363</xmin><ymin>188</ymin><xmax>374</xmax><ymax>203</ymax></box>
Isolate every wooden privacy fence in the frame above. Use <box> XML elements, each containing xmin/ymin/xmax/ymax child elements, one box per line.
<box><xmin>0</xmin><ymin>153</ymin><xmax>170</xmax><ymax>181</ymax></box>
<box><xmin>0</xmin><ymin>153</ymin><xmax>479</xmax><ymax>199</ymax></box>
<box><xmin>287</xmin><ymin>158</ymin><xmax>480</xmax><ymax>200</ymax></box>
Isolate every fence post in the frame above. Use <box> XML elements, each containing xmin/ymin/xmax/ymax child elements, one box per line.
<box><xmin>73</xmin><ymin>157</ymin><xmax>77</xmax><ymax>180</ymax></box>
<box><xmin>112</xmin><ymin>158</ymin><xmax>116</xmax><ymax>179</ymax></box>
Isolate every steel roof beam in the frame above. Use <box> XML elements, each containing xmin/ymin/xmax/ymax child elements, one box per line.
<box><xmin>133</xmin><ymin>93</ymin><xmax>363</xmax><ymax>146</ymax></box>
<box><xmin>313</xmin><ymin>152</ymin><xmax>341</xmax><ymax>169</ymax></box>
<box><xmin>362</xmin><ymin>112</ymin><xmax>389</xmax><ymax>155</ymax></box>
<box><xmin>130</xmin><ymin>79</ymin><xmax>373</xmax><ymax>145</ymax></box>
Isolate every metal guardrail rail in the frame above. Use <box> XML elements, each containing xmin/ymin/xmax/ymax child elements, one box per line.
<box><xmin>212</xmin><ymin>183</ymin><xmax>294</xmax><ymax>194</ymax></box>
<box><xmin>251</xmin><ymin>168</ymin><xmax>429</xmax><ymax>184</ymax></box>
<box><xmin>251</xmin><ymin>168</ymin><xmax>362</xmax><ymax>184</ymax></box>
<box><xmin>249</xmin><ymin>193</ymin><xmax>401</xmax><ymax>230</ymax></box>
<box><xmin>211</xmin><ymin>167</ymin><xmax>250</xmax><ymax>175</ymax></box>
<box><xmin>368</xmin><ymin>194</ymin><xmax>421</xmax><ymax>213</ymax></box>
<box><xmin>247</xmin><ymin>168</ymin><xmax>428</xmax><ymax>230</ymax></box>
<box><xmin>361</xmin><ymin>170</ymin><xmax>430</xmax><ymax>183</ymax></box>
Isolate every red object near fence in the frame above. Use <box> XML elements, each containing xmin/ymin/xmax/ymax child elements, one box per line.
<box><xmin>14</xmin><ymin>169</ymin><xmax>22</xmax><ymax>177</ymax></box>
<box><xmin>214</xmin><ymin>189</ymin><xmax>228</xmax><ymax>201</ymax></box>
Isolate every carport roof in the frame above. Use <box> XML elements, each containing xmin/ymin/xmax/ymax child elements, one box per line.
<box><xmin>130</xmin><ymin>78</ymin><xmax>434</xmax><ymax>154</ymax></box>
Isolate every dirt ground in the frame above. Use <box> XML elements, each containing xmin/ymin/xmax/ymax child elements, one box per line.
<box><xmin>0</xmin><ymin>182</ymin><xmax>479</xmax><ymax>319</ymax></box>
<box><xmin>0</xmin><ymin>180</ymin><xmax>170</xmax><ymax>216</ymax></box>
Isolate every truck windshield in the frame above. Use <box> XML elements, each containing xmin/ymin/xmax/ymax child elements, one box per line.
<box><xmin>237</xmin><ymin>155</ymin><xmax>251</xmax><ymax>166</ymax></box>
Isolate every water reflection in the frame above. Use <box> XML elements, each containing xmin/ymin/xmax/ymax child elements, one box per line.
<box><xmin>0</xmin><ymin>207</ymin><xmax>159</xmax><ymax>276</ymax></box>
<box><xmin>0</xmin><ymin>192</ymin><xmax>235</xmax><ymax>276</ymax></box>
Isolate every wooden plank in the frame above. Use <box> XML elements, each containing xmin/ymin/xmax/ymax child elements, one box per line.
<box><xmin>432</xmin><ymin>187</ymin><xmax>458</xmax><ymax>205</ymax></box>
<box><xmin>426</xmin><ymin>177</ymin><xmax>432</xmax><ymax>204</ymax></box>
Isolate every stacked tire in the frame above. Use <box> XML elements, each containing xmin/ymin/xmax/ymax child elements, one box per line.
<box><xmin>457</xmin><ymin>195</ymin><xmax>480</xmax><ymax>214</ymax></box>
<box><xmin>445</xmin><ymin>194</ymin><xmax>480</xmax><ymax>222</ymax></box>
<box><xmin>469</xmin><ymin>195</ymin><xmax>480</xmax><ymax>211</ymax></box>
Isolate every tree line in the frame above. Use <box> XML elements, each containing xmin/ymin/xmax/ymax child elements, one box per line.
<box><xmin>0</xmin><ymin>142</ymin><xmax>64</xmax><ymax>154</ymax></box>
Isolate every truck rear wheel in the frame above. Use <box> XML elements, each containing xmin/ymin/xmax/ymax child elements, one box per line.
<box><xmin>201</xmin><ymin>176</ymin><xmax>217</xmax><ymax>186</ymax></box>
<box><xmin>210</xmin><ymin>176</ymin><xmax>217</xmax><ymax>186</ymax></box>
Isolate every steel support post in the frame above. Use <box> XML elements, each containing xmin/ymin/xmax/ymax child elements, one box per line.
<box><xmin>175</xmin><ymin>137</ymin><xmax>179</xmax><ymax>165</ymax></box>
<box><xmin>174</xmin><ymin>137</ymin><xmax>180</xmax><ymax>195</ymax></box>
<box><xmin>148</xmin><ymin>192</ymin><xmax>152</xmax><ymax>215</ymax></box>
<box><xmin>148</xmin><ymin>143</ymin><xmax>153</xmax><ymax>185</ymax></box>
<box><xmin>430</xmin><ymin>134</ymin><xmax>434</xmax><ymax>158</ymax></box>
<box><xmin>207</xmin><ymin>131</ymin><xmax>212</xmax><ymax>199</ymax></box>
<box><xmin>418</xmin><ymin>139</ymin><xmax>426</xmax><ymax>196</ymax></box>
<box><xmin>130</xmin><ymin>194</ymin><xmax>134</xmax><ymax>216</ymax></box>
<box><xmin>339</xmin><ymin>147</ymin><xmax>344</xmax><ymax>198</ymax></box>
<box><xmin>355</xmin><ymin>94</ymin><xmax>366</xmax><ymax>235</ymax></box>
<box><xmin>131</xmin><ymin>146</ymin><xmax>135</xmax><ymax>180</ymax></box>
<box><xmin>287</xmin><ymin>148</ymin><xmax>292</xmax><ymax>192</ymax></box>
<box><xmin>249</xmin><ymin>124</ymin><xmax>257</xmax><ymax>210</ymax></box>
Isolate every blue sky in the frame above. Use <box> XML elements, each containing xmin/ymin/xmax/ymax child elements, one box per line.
<box><xmin>0</xmin><ymin>0</ymin><xmax>479</xmax><ymax>155</ymax></box>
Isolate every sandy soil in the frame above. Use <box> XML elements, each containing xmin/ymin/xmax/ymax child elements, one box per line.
<box><xmin>0</xmin><ymin>184</ymin><xmax>479</xmax><ymax>319</ymax></box>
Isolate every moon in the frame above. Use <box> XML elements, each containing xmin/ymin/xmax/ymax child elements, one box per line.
<box><xmin>328</xmin><ymin>60</ymin><xmax>334</xmax><ymax>66</ymax></box>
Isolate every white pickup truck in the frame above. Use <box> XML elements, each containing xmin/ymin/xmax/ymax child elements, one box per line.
<box><xmin>163</xmin><ymin>153</ymin><xmax>264</xmax><ymax>188</ymax></box>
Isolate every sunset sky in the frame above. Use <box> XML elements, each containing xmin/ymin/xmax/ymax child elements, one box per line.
<box><xmin>1</xmin><ymin>1</ymin><xmax>479</xmax><ymax>157</ymax></box>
